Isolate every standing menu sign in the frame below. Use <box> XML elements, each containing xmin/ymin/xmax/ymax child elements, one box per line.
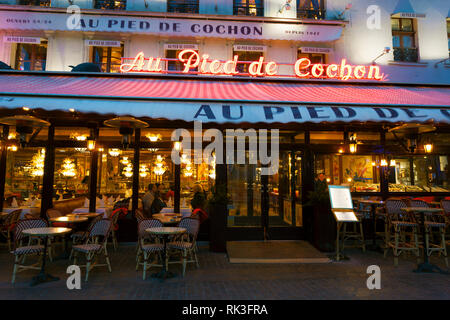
<box><xmin>328</xmin><ymin>185</ymin><xmax>358</xmax><ymax>222</ymax></box>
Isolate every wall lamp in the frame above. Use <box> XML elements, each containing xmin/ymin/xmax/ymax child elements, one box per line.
<box><xmin>372</xmin><ymin>47</ymin><xmax>391</xmax><ymax>65</ymax></box>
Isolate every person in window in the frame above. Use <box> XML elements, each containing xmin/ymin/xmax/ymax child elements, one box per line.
<box><xmin>190</xmin><ymin>184</ymin><xmax>207</xmax><ymax>211</ymax></box>
<box><xmin>151</xmin><ymin>183</ymin><xmax>167</xmax><ymax>214</ymax></box>
<box><xmin>314</xmin><ymin>172</ymin><xmax>328</xmax><ymax>192</ymax></box>
<box><xmin>165</xmin><ymin>184</ymin><xmax>175</xmax><ymax>204</ymax></box>
<box><xmin>142</xmin><ymin>183</ymin><xmax>156</xmax><ymax>217</ymax></box>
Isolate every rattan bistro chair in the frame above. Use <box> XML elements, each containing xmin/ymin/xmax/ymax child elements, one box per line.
<box><xmin>11</xmin><ymin>218</ymin><xmax>48</xmax><ymax>284</ymax></box>
<box><xmin>0</xmin><ymin>209</ymin><xmax>21</xmax><ymax>251</ymax></box>
<box><xmin>167</xmin><ymin>217</ymin><xmax>200</xmax><ymax>277</ymax></box>
<box><xmin>70</xmin><ymin>215</ymin><xmax>102</xmax><ymax>260</ymax></box>
<box><xmin>72</xmin><ymin>218</ymin><xmax>113</xmax><ymax>282</ymax></box>
<box><xmin>407</xmin><ymin>199</ymin><xmax>448</xmax><ymax>267</ymax></box>
<box><xmin>135</xmin><ymin>219</ymin><xmax>164</xmax><ymax>280</ymax></box>
<box><xmin>384</xmin><ymin>198</ymin><xmax>420</xmax><ymax>266</ymax></box>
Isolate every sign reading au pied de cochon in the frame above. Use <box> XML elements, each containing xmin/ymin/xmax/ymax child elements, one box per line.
<box><xmin>0</xmin><ymin>10</ymin><xmax>343</xmax><ymax>42</ymax></box>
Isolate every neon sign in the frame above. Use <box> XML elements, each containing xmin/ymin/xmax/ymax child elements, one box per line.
<box><xmin>120</xmin><ymin>49</ymin><xmax>386</xmax><ymax>81</ymax></box>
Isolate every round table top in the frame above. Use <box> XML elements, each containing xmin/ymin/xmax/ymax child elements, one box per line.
<box><xmin>402</xmin><ymin>207</ymin><xmax>443</xmax><ymax>213</ymax></box>
<box><xmin>357</xmin><ymin>199</ymin><xmax>384</xmax><ymax>204</ymax></box>
<box><xmin>49</xmin><ymin>216</ymin><xmax>88</xmax><ymax>223</ymax></box>
<box><xmin>67</xmin><ymin>212</ymin><xmax>102</xmax><ymax>218</ymax></box>
<box><xmin>22</xmin><ymin>227</ymin><xmax>72</xmax><ymax>236</ymax></box>
<box><xmin>145</xmin><ymin>227</ymin><xmax>186</xmax><ymax>235</ymax></box>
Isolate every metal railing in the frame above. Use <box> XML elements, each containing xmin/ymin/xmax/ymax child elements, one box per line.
<box><xmin>393</xmin><ymin>47</ymin><xmax>418</xmax><ymax>63</ymax></box>
<box><xmin>167</xmin><ymin>0</ymin><xmax>199</xmax><ymax>14</ymax></box>
<box><xmin>94</xmin><ymin>0</ymin><xmax>126</xmax><ymax>10</ymax></box>
<box><xmin>297</xmin><ymin>8</ymin><xmax>326</xmax><ymax>20</ymax></box>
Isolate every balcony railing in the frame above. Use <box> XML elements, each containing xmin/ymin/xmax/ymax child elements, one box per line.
<box><xmin>18</xmin><ymin>0</ymin><xmax>50</xmax><ymax>6</ymax></box>
<box><xmin>94</xmin><ymin>0</ymin><xmax>126</xmax><ymax>10</ymax></box>
<box><xmin>393</xmin><ymin>47</ymin><xmax>418</xmax><ymax>63</ymax></box>
<box><xmin>297</xmin><ymin>8</ymin><xmax>326</xmax><ymax>20</ymax></box>
<box><xmin>167</xmin><ymin>0</ymin><xmax>199</xmax><ymax>14</ymax></box>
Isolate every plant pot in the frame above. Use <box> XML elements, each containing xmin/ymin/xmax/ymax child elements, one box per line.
<box><xmin>312</xmin><ymin>205</ymin><xmax>336</xmax><ymax>252</ymax></box>
<box><xmin>208</xmin><ymin>203</ymin><xmax>227</xmax><ymax>252</ymax></box>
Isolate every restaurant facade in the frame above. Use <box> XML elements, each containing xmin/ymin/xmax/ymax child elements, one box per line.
<box><xmin>0</xmin><ymin>0</ymin><xmax>449</xmax><ymax>250</ymax></box>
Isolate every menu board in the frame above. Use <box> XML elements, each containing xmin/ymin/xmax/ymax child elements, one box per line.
<box><xmin>332</xmin><ymin>210</ymin><xmax>359</xmax><ymax>222</ymax></box>
<box><xmin>328</xmin><ymin>185</ymin><xmax>353</xmax><ymax>209</ymax></box>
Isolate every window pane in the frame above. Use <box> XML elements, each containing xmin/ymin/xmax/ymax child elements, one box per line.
<box><xmin>166</xmin><ymin>49</ymin><xmax>198</xmax><ymax>72</ymax></box>
<box><xmin>392</xmin><ymin>35</ymin><xmax>401</xmax><ymax>48</ymax></box>
<box><xmin>401</xmin><ymin>18</ymin><xmax>413</xmax><ymax>32</ymax></box>
<box><xmin>402</xmin><ymin>35</ymin><xmax>413</xmax><ymax>48</ymax></box>
<box><xmin>391</xmin><ymin>18</ymin><xmax>400</xmax><ymax>31</ymax></box>
<box><xmin>233</xmin><ymin>50</ymin><xmax>263</xmax><ymax>73</ymax></box>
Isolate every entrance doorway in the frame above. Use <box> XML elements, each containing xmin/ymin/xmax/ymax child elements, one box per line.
<box><xmin>226</xmin><ymin>150</ymin><xmax>304</xmax><ymax>240</ymax></box>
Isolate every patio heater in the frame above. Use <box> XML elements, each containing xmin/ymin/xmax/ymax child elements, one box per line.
<box><xmin>103</xmin><ymin>116</ymin><xmax>149</xmax><ymax>149</ymax></box>
<box><xmin>388</xmin><ymin>123</ymin><xmax>436</xmax><ymax>153</ymax></box>
<box><xmin>0</xmin><ymin>115</ymin><xmax>50</xmax><ymax>148</ymax></box>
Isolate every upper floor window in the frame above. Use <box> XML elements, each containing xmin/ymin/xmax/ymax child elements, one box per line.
<box><xmin>234</xmin><ymin>0</ymin><xmax>264</xmax><ymax>17</ymax></box>
<box><xmin>91</xmin><ymin>44</ymin><xmax>124</xmax><ymax>73</ymax></box>
<box><xmin>391</xmin><ymin>18</ymin><xmax>418</xmax><ymax>63</ymax></box>
<box><xmin>167</xmin><ymin>0</ymin><xmax>199</xmax><ymax>14</ymax></box>
<box><xmin>233</xmin><ymin>47</ymin><xmax>265</xmax><ymax>74</ymax></box>
<box><xmin>94</xmin><ymin>0</ymin><xmax>126</xmax><ymax>10</ymax></box>
<box><xmin>15</xmin><ymin>41</ymin><xmax>47</xmax><ymax>71</ymax></box>
<box><xmin>165</xmin><ymin>44</ymin><xmax>198</xmax><ymax>72</ymax></box>
<box><xmin>18</xmin><ymin>0</ymin><xmax>50</xmax><ymax>6</ymax></box>
<box><xmin>297</xmin><ymin>0</ymin><xmax>325</xmax><ymax>20</ymax></box>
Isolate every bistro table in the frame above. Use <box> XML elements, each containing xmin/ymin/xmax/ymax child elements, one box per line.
<box><xmin>3</xmin><ymin>207</ymin><xmax>40</xmax><ymax>219</ymax></box>
<box><xmin>21</xmin><ymin>227</ymin><xmax>71</xmax><ymax>286</ymax></box>
<box><xmin>145</xmin><ymin>227</ymin><xmax>186</xmax><ymax>280</ymax></box>
<box><xmin>67</xmin><ymin>212</ymin><xmax>103</xmax><ymax>219</ymax></box>
<box><xmin>401</xmin><ymin>207</ymin><xmax>448</xmax><ymax>274</ymax></box>
<box><xmin>356</xmin><ymin>199</ymin><xmax>384</xmax><ymax>252</ymax></box>
<box><xmin>160</xmin><ymin>207</ymin><xmax>192</xmax><ymax>217</ymax></box>
<box><xmin>153</xmin><ymin>213</ymin><xmax>182</xmax><ymax>225</ymax></box>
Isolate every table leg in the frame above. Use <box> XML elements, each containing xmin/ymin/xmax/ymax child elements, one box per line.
<box><xmin>367</xmin><ymin>204</ymin><xmax>383</xmax><ymax>252</ymax></box>
<box><xmin>151</xmin><ymin>234</ymin><xmax>176</xmax><ymax>280</ymax></box>
<box><xmin>30</xmin><ymin>236</ymin><xmax>59</xmax><ymax>286</ymax></box>
<box><xmin>413</xmin><ymin>212</ymin><xmax>449</xmax><ymax>274</ymax></box>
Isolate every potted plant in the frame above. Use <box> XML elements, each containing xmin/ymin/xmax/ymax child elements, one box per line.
<box><xmin>305</xmin><ymin>183</ymin><xmax>336</xmax><ymax>252</ymax></box>
<box><xmin>207</xmin><ymin>184</ymin><xmax>230</xmax><ymax>252</ymax></box>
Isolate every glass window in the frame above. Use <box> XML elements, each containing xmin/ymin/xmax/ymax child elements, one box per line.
<box><xmin>15</xmin><ymin>41</ymin><xmax>47</xmax><ymax>71</ymax></box>
<box><xmin>310</xmin><ymin>131</ymin><xmax>343</xmax><ymax>144</ymax></box>
<box><xmin>233</xmin><ymin>50</ymin><xmax>264</xmax><ymax>74</ymax></box>
<box><xmin>391</xmin><ymin>18</ymin><xmax>418</xmax><ymax>62</ymax></box>
<box><xmin>389</xmin><ymin>155</ymin><xmax>450</xmax><ymax>192</ymax></box>
<box><xmin>94</xmin><ymin>0</ymin><xmax>126</xmax><ymax>10</ymax></box>
<box><xmin>167</xmin><ymin>0</ymin><xmax>199</xmax><ymax>13</ymax></box>
<box><xmin>18</xmin><ymin>0</ymin><xmax>50</xmax><ymax>6</ymax></box>
<box><xmin>91</xmin><ymin>44</ymin><xmax>124</xmax><ymax>73</ymax></box>
<box><xmin>297</xmin><ymin>0</ymin><xmax>325</xmax><ymax>20</ymax></box>
<box><xmin>233</xmin><ymin>0</ymin><xmax>264</xmax><ymax>16</ymax></box>
<box><xmin>315</xmin><ymin>154</ymin><xmax>380</xmax><ymax>193</ymax></box>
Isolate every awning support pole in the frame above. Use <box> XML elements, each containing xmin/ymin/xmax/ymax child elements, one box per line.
<box><xmin>41</xmin><ymin>125</ymin><xmax>55</xmax><ymax>219</ymax></box>
<box><xmin>0</xmin><ymin>125</ymin><xmax>9</xmax><ymax>213</ymax></box>
<box><xmin>132</xmin><ymin>128</ymin><xmax>141</xmax><ymax>215</ymax></box>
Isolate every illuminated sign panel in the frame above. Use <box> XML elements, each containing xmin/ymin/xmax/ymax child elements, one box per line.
<box><xmin>120</xmin><ymin>50</ymin><xmax>386</xmax><ymax>81</ymax></box>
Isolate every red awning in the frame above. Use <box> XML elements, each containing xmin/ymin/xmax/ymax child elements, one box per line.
<box><xmin>0</xmin><ymin>72</ymin><xmax>449</xmax><ymax>107</ymax></box>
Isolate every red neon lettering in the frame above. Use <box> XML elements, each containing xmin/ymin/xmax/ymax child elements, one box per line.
<box><xmin>120</xmin><ymin>51</ymin><xmax>145</xmax><ymax>72</ymax></box>
<box><xmin>265</xmin><ymin>61</ymin><xmax>277</xmax><ymax>76</ymax></box>
<box><xmin>368</xmin><ymin>65</ymin><xmax>383</xmax><ymax>80</ymax></box>
<box><xmin>223</xmin><ymin>55</ymin><xmax>239</xmax><ymax>75</ymax></box>
<box><xmin>311</xmin><ymin>64</ymin><xmax>324</xmax><ymax>78</ymax></box>
<box><xmin>294</xmin><ymin>58</ymin><xmax>311</xmax><ymax>77</ymax></box>
<box><xmin>209</xmin><ymin>59</ymin><xmax>222</xmax><ymax>74</ymax></box>
<box><xmin>200</xmin><ymin>54</ymin><xmax>209</xmax><ymax>73</ymax></box>
<box><xmin>178</xmin><ymin>49</ymin><xmax>200</xmax><ymax>73</ymax></box>
<box><xmin>248</xmin><ymin>57</ymin><xmax>265</xmax><ymax>76</ymax></box>
<box><xmin>326</xmin><ymin>64</ymin><xmax>338</xmax><ymax>78</ymax></box>
<box><xmin>354</xmin><ymin>65</ymin><xmax>366</xmax><ymax>79</ymax></box>
<box><xmin>339</xmin><ymin>59</ymin><xmax>352</xmax><ymax>81</ymax></box>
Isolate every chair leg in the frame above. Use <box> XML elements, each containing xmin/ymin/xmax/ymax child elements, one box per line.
<box><xmin>194</xmin><ymin>250</ymin><xmax>199</xmax><ymax>268</ymax></box>
<box><xmin>394</xmin><ymin>228</ymin><xmax>399</xmax><ymax>267</ymax></box>
<box><xmin>441</xmin><ymin>228</ymin><xmax>448</xmax><ymax>267</ymax></box>
<box><xmin>143</xmin><ymin>251</ymin><xmax>148</xmax><ymax>280</ymax></box>
<box><xmin>85</xmin><ymin>253</ymin><xmax>91</xmax><ymax>282</ymax></box>
<box><xmin>414</xmin><ymin>227</ymin><xmax>420</xmax><ymax>265</ymax></box>
<box><xmin>104</xmin><ymin>245</ymin><xmax>112</xmax><ymax>273</ymax></box>
<box><xmin>73</xmin><ymin>251</ymin><xmax>78</xmax><ymax>266</ymax></box>
<box><xmin>11</xmin><ymin>255</ymin><xmax>19</xmax><ymax>284</ymax></box>
<box><xmin>136</xmin><ymin>249</ymin><xmax>141</xmax><ymax>271</ymax></box>
<box><xmin>182</xmin><ymin>250</ymin><xmax>187</xmax><ymax>277</ymax></box>
<box><xmin>359</xmin><ymin>222</ymin><xmax>366</xmax><ymax>252</ymax></box>
<box><xmin>7</xmin><ymin>231</ymin><xmax>11</xmax><ymax>252</ymax></box>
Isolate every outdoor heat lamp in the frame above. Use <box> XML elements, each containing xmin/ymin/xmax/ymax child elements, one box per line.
<box><xmin>103</xmin><ymin>116</ymin><xmax>149</xmax><ymax>149</ymax></box>
<box><xmin>388</xmin><ymin>123</ymin><xmax>436</xmax><ymax>153</ymax></box>
<box><xmin>0</xmin><ymin>115</ymin><xmax>50</xmax><ymax>148</ymax></box>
